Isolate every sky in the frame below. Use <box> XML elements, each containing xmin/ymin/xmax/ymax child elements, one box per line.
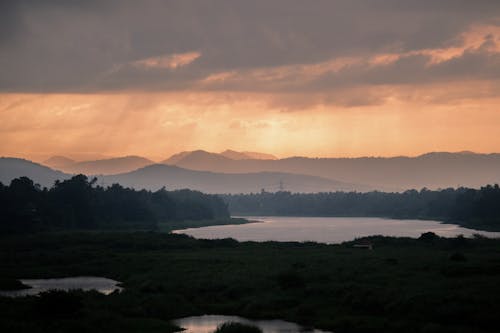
<box><xmin>1</xmin><ymin>0</ymin><xmax>500</xmax><ymax>161</ymax></box>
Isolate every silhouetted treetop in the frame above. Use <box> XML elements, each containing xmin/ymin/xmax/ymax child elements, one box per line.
<box><xmin>223</xmin><ymin>185</ymin><xmax>500</xmax><ymax>230</ymax></box>
<box><xmin>0</xmin><ymin>175</ymin><xmax>229</xmax><ymax>233</ymax></box>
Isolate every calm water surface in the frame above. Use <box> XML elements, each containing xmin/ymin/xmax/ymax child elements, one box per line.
<box><xmin>173</xmin><ymin>216</ymin><xmax>500</xmax><ymax>244</ymax></box>
<box><xmin>0</xmin><ymin>276</ymin><xmax>123</xmax><ymax>297</ymax></box>
<box><xmin>173</xmin><ymin>315</ymin><xmax>331</xmax><ymax>333</ymax></box>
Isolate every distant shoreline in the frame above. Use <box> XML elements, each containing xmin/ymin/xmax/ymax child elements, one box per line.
<box><xmin>228</xmin><ymin>214</ymin><xmax>500</xmax><ymax>232</ymax></box>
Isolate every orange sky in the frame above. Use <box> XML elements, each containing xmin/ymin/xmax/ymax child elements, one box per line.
<box><xmin>1</xmin><ymin>87</ymin><xmax>500</xmax><ymax>162</ymax></box>
<box><xmin>1</xmin><ymin>3</ymin><xmax>499</xmax><ymax>161</ymax></box>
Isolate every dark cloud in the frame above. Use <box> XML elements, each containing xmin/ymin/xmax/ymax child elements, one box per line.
<box><xmin>192</xmin><ymin>35</ymin><xmax>500</xmax><ymax>92</ymax></box>
<box><xmin>0</xmin><ymin>0</ymin><xmax>499</xmax><ymax>92</ymax></box>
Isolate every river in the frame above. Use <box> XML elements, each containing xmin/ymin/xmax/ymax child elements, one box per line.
<box><xmin>173</xmin><ymin>216</ymin><xmax>500</xmax><ymax>244</ymax></box>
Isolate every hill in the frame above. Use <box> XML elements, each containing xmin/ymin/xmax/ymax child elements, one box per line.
<box><xmin>220</xmin><ymin>150</ymin><xmax>277</xmax><ymax>160</ymax></box>
<box><xmin>0</xmin><ymin>158</ymin><xmax>366</xmax><ymax>193</ymax></box>
<box><xmin>0</xmin><ymin>157</ymin><xmax>70</xmax><ymax>188</ymax></box>
<box><xmin>42</xmin><ymin>156</ymin><xmax>154</xmax><ymax>175</ymax></box>
<box><xmin>102</xmin><ymin>164</ymin><xmax>364</xmax><ymax>193</ymax></box>
<box><xmin>43</xmin><ymin>156</ymin><xmax>76</xmax><ymax>170</ymax></box>
<box><xmin>162</xmin><ymin>150</ymin><xmax>230</xmax><ymax>168</ymax></box>
<box><xmin>242</xmin><ymin>151</ymin><xmax>277</xmax><ymax>160</ymax></box>
<box><xmin>163</xmin><ymin>150</ymin><xmax>277</xmax><ymax>165</ymax></box>
<box><xmin>163</xmin><ymin>151</ymin><xmax>500</xmax><ymax>190</ymax></box>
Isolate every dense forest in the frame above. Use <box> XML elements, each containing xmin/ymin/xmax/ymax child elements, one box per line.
<box><xmin>224</xmin><ymin>185</ymin><xmax>500</xmax><ymax>230</ymax></box>
<box><xmin>0</xmin><ymin>175</ymin><xmax>229</xmax><ymax>233</ymax></box>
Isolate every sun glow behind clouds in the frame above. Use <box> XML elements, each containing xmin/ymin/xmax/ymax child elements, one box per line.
<box><xmin>1</xmin><ymin>3</ymin><xmax>500</xmax><ymax>160</ymax></box>
<box><xmin>1</xmin><ymin>89</ymin><xmax>500</xmax><ymax>162</ymax></box>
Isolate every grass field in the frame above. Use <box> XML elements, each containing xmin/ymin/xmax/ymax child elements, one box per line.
<box><xmin>1</xmin><ymin>231</ymin><xmax>500</xmax><ymax>333</ymax></box>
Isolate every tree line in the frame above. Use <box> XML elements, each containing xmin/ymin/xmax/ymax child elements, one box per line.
<box><xmin>0</xmin><ymin>175</ymin><xmax>229</xmax><ymax>233</ymax></box>
<box><xmin>223</xmin><ymin>185</ymin><xmax>500</xmax><ymax>230</ymax></box>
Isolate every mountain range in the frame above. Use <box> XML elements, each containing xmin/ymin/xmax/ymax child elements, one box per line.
<box><xmin>43</xmin><ymin>150</ymin><xmax>276</xmax><ymax>175</ymax></box>
<box><xmin>0</xmin><ymin>157</ymin><xmax>70</xmax><ymax>187</ymax></box>
<box><xmin>101</xmin><ymin>164</ymin><xmax>360</xmax><ymax>193</ymax></box>
<box><xmin>2</xmin><ymin>150</ymin><xmax>500</xmax><ymax>192</ymax></box>
<box><xmin>1</xmin><ymin>157</ymin><xmax>362</xmax><ymax>193</ymax></box>
<box><xmin>43</xmin><ymin>155</ymin><xmax>154</xmax><ymax>175</ymax></box>
<box><xmin>161</xmin><ymin>150</ymin><xmax>500</xmax><ymax>190</ymax></box>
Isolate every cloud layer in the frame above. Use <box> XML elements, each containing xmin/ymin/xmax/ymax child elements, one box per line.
<box><xmin>1</xmin><ymin>0</ymin><xmax>499</xmax><ymax>99</ymax></box>
<box><xmin>1</xmin><ymin>1</ymin><xmax>500</xmax><ymax>159</ymax></box>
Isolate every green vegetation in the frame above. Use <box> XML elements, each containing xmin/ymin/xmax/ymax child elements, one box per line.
<box><xmin>213</xmin><ymin>322</ymin><xmax>262</xmax><ymax>333</ymax></box>
<box><xmin>2</xmin><ymin>176</ymin><xmax>500</xmax><ymax>332</ymax></box>
<box><xmin>0</xmin><ymin>175</ymin><xmax>229</xmax><ymax>233</ymax></box>
<box><xmin>223</xmin><ymin>185</ymin><xmax>500</xmax><ymax>231</ymax></box>
<box><xmin>1</xmin><ymin>231</ymin><xmax>500</xmax><ymax>332</ymax></box>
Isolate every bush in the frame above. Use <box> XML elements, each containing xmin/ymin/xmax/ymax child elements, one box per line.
<box><xmin>419</xmin><ymin>232</ymin><xmax>439</xmax><ymax>242</ymax></box>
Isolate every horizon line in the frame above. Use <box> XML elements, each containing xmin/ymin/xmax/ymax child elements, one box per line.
<box><xmin>3</xmin><ymin>149</ymin><xmax>500</xmax><ymax>164</ymax></box>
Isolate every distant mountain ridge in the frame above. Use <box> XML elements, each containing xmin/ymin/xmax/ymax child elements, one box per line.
<box><xmin>220</xmin><ymin>150</ymin><xmax>277</xmax><ymax>160</ymax></box>
<box><xmin>0</xmin><ymin>157</ymin><xmax>70</xmax><ymax>187</ymax></box>
<box><xmin>162</xmin><ymin>149</ymin><xmax>276</xmax><ymax>165</ymax></box>
<box><xmin>43</xmin><ymin>156</ymin><xmax>76</xmax><ymax>169</ymax></box>
<box><xmin>43</xmin><ymin>155</ymin><xmax>154</xmax><ymax>175</ymax></box>
<box><xmin>5</xmin><ymin>151</ymin><xmax>500</xmax><ymax>192</ymax></box>
<box><xmin>102</xmin><ymin>164</ymin><xmax>363</xmax><ymax>193</ymax></box>
<box><xmin>162</xmin><ymin>150</ymin><xmax>227</xmax><ymax>166</ymax></box>
<box><xmin>0</xmin><ymin>158</ymin><xmax>367</xmax><ymax>193</ymax></box>
<box><xmin>161</xmin><ymin>151</ymin><xmax>500</xmax><ymax>190</ymax></box>
<box><xmin>41</xmin><ymin>150</ymin><xmax>277</xmax><ymax>175</ymax></box>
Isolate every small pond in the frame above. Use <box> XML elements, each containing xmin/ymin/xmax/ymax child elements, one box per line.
<box><xmin>0</xmin><ymin>276</ymin><xmax>123</xmax><ymax>297</ymax></box>
<box><xmin>173</xmin><ymin>315</ymin><xmax>332</xmax><ymax>333</ymax></box>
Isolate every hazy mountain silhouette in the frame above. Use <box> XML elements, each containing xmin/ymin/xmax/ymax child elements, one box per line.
<box><xmin>0</xmin><ymin>158</ymin><xmax>366</xmax><ymax>193</ymax></box>
<box><xmin>242</xmin><ymin>151</ymin><xmax>277</xmax><ymax>160</ymax></box>
<box><xmin>43</xmin><ymin>156</ymin><xmax>76</xmax><ymax>170</ymax></box>
<box><xmin>0</xmin><ymin>157</ymin><xmax>70</xmax><ymax>187</ymax></box>
<box><xmin>101</xmin><ymin>164</ymin><xmax>364</xmax><ymax>193</ymax></box>
<box><xmin>164</xmin><ymin>150</ymin><xmax>276</xmax><ymax>165</ymax></box>
<box><xmin>220</xmin><ymin>150</ymin><xmax>277</xmax><ymax>160</ymax></box>
<box><xmin>162</xmin><ymin>150</ymin><xmax>233</xmax><ymax>166</ymax></box>
<box><xmin>5</xmin><ymin>151</ymin><xmax>500</xmax><ymax>192</ymax></box>
<box><xmin>42</xmin><ymin>155</ymin><xmax>154</xmax><ymax>175</ymax></box>
<box><xmin>163</xmin><ymin>151</ymin><xmax>500</xmax><ymax>190</ymax></box>
<box><xmin>220</xmin><ymin>150</ymin><xmax>253</xmax><ymax>160</ymax></box>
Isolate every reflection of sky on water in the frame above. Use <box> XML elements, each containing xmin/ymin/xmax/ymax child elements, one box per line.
<box><xmin>174</xmin><ymin>217</ymin><xmax>500</xmax><ymax>244</ymax></box>
<box><xmin>0</xmin><ymin>276</ymin><xmax>122</xmax><ymax>297</ymax></box>
<box><xmin>173</xmin><ymin>315</ymin><xmax>331</xmax><ymax>333</ymax></box>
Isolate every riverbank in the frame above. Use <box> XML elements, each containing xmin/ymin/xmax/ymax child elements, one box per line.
<box><xmin>1</xmin><ymin>231</ymin><xmax>500</xmax><ymax>332</ymax></box>
<box><xmin>172</xmin><ymin>216</ymin><xmax>500</xmax><ymax>244</ymax></box>
<box><xmin>158</xmin><ymin>217</ymin><xmax>254</xmax><ymax>232</ymax></box>
<box><xmin>222</xmin><ymin>187</ymin><xmax>500</xmax><ymax>232</ymax></box>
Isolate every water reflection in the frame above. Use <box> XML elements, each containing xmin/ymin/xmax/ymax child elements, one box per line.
<box><xmin>0</xmin><ymin>276</ymin><xmax>122</xmax><ymax>297</ymax></box>
<box><xmin>174</xmin><ymin>216</ymin><xmax>500</xmax><ymax>244</ymax></box>
<box><xmin>173</xmin><ymin>315</ymin><xmax>332</xmax><ymax>333</ymax></box>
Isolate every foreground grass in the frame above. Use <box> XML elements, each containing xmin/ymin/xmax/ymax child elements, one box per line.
<box><xmin>1</xmin><ymin>232</ymin><xmax>500</xmax><ymax>333</ymax></box>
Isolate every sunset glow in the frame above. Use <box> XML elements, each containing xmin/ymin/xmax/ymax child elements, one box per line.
<box><xmin>1</xmin><ymin>1</ymin><xmax>499</xmax><ymax>161</ymax></box>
